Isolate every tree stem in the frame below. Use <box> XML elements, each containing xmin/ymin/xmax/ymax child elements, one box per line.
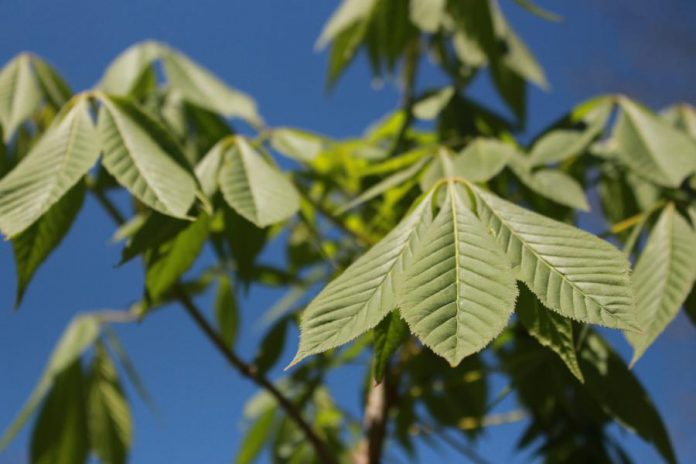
<box><xmin>88</xmin><ymin>185</ymin><xmax>335</xmax><ymax>464</ymax></box>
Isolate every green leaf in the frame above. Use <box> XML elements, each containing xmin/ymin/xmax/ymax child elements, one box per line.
<box><xmin>254</xmin><ymin>318</ymin><xmax>289</xmax><ymax>376</ymax></box>
<box><xmin>0</xmin><ymin>98</ymin><xmax>98</xmax><ymax>237</ymax></box>
<box><xmin>289</xmin><ymin>192</ymin><xmax>434</xmax><ymax>367</ymax></box>
<box><xmin>30</xmin><ymin>361</ymin><xmax>89</xmax><ymax>464</ymax></box>
<box><xmin>30</xmin><ymin>56</ymin><xmax>72</xmax><ymax>108</ymax></box>
<box><xmin>270</xmin><ymin>127</ymin><xmax>324</xmax><ymax>162</ymax></box>
<box><xmin>98</xmin><ymin>41</ymin><xmax>162</xmax><ymax>95</ymax></box>
<box><xmin>0</xmin><ymin>315</ymin><xmax>101</xmax><ymax>450</ymax></box>
<box><xmin>511</xmin><ymin>0</ymin><xmax>562</xmax><ymax>22</ymax></box>
<box><xmin>509</xmin><ymin>155</ymin><xmax>590</xmax><ymax>211</ymax></box>
<box><xmin>145</xmin><ymin>213</ymin><xmax>210</xmax><ymax>300</ymax></box>
<box><xmin>222</xmin><ymin>206</ymin><xmax>268</xmax><ymax>285</ymax></box>
<box><xmin>0</xmin><ymin>54</ymin><xmax>42</xmax><ymax>141</ymax></box>
<box><xmin>219</xmin><ymin>137</ymin><xmax>300</xmax><ymax>227</ymax></box>
<box><xmin>215</xmin><ymin>274</ymin><xmax>238</xmax><ymax>348</ymax></box>
<box><xmin>684</xmin><ymin>283</ymin><xmax>696</xmax><ymax>327</ymax></box>
<box><xmin>516</xmin><ymin>285</ymin><xmax>583</xmax><ymax>382</ymax></box>
<box><xmin>161</xmin><ymin>47</ymin><xmax>261</xmax><ymax>126</ymax></box>
<box><xmin>412</xmin><ymin>86</ymin><xmax>455</xmax><ymax>120</ymax></box>
<box><xmin>399</xmin><ymin>183</ymin><xmax>518</xmax><ymax>366</ymax></box>
<box><xmin>97</xmin><ymin>94</ymin><xmax>197</xmax><ymax>219</ymax></box>
<box><xmin>316</xmin><ymin>0</ymin><xmax>377</xmax><ymax>49</ymax></box>
<box><xmin>120</xmin><ymin>212</ymin><xmax>189</xmax><ymax>265</ymax></box>
<box><xmin>409</xmin><ymin>0</ymin><xmax>446</xmax><ymax>32</ymax></box>
<box><xmin>612</xmin><ymin>97</ymin><xmax>696</xmax><ymax>187</ymax></box>
<box><xmin>625</xmin><ymin>204</ymin><xmax>696</xmax><ymax>364</ymax></box>
<box><xmin>579</xmin><ymin>332</ymin><xmax>676</xmax><ymax>464</ymax></box>
<box><xmin>195</xmin><ymin>139</ymin><xmax>227</xmax><ymax>197</ymax></box>
<box><xmin>13</xmin><ymin>181</ymin><xmax>85</xmax><ymax>307</ymax></box>
<box><xmin>473</xmin><ymin>185</ymin><xmax>638</xmax><ymax>330</ymax></box>
<box><xmin>661</xmin><ymin>103</ymin><xmax>696</xmax><ymax>139</ymax></box>
<box><xmin>338</xmin><ymin>156</ymin><xmax>428</xmax><ymax>213</ymax></box>
<box><xmin>236</xmin><ymin>408</ymin><xmax>276</xmax><ymax>464</ymax></box>
<box><xmin>87</xmin><ymin>345</ymin><xmax>132</xmax><ymax>464</ymax></box>
<box><xmin>372</xmin><ymin>311</ymin><xmax>409</xmax><ymax>383</ymax></box>
<box><xmin>455</xmin><ymin>138</ymin><xmax>513</xmax><ymax>182</ymax></box>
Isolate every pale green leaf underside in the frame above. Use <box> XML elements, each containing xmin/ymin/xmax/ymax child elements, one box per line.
<box><xmin>195</xmin><ymin>139</ymin><xmax>227</xmax><ymax>198</ymax></box>
<box><xmin>517</xmin><ymin>285</ymin><xmax>584</xmax><ymax>382</ymax></box>
<box><xmin>399</xmin><ymin>184</ymin><xmax>517</xmax><ymax>366</ymax></box>
<box><xmin>290</xmin><ymin>193</ymin><xmax>434</xmax><ymax>366</ymax></box>
<box><xmin>409</xmin><ymin>0</ymin><xmax>446</xmax><ymax>32</ymax></box>
<box><xmin>412</xmin><ymin>86</ymin><xmax>455</xmax><ymax>121</ymax></box>
<box><xmin>0</xmin><ymin>54</ymin><xmax>43</xmax><ymax>141</ymax></box>
<box><xmin>0</xmin><ymin>98</ymin><xmax>98</xmax><ymax>237</ymax></box>
<box><xmin>626</xmin><ymin>205</ymin><xmax>696</xmax><ymax>364</ymax></box>
<box><xmin>270</xmin><ymin>127</ymin><xmax>324</xmax><ymax>162</ymax></box>
<box><xmin>97</xmin><ymin>41</ymin><xmax>162</xmax><ymax>95</ymax></box>
<box><xmin>455</xmin><ymin>138</ymin><xmax>513</xmax><ymax>182</ymax></box>
<box><xmin>613</xmin><ymin>98</ymin><xmax>696</xmax><ymax>187</ymax></box>
<box><xmin>473</xmin><ymin>186</ymin><xmax>637</xmax><ymax>330</ymax></box>
<box><xmin>219</xmin><ymin>137</ymin><xmax>300</xmax><ymax>228</ymax></box>
<box><xmin>98</xmin><ymin>95</ymin><xmax>197</xmax><ymax>219</ymax></box>
<box><xmin>316</xmin><ymin>0</ymin><xmax>377</xmax><ymax>49</ymax></box>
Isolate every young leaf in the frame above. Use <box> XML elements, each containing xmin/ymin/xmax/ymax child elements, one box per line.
<box><xmin>87</xmin><ymin>345</ymin><xmax>132</xmax><ymax>464</ymax></box>
<box><xmin>0</xmin><ymin>54</ymin><xmax>42</xmax><ymax>141</ymax></box>
<box><xmin>399</xmin><ymin>183</ymin><xmax>518</xmax><ymax>366</ymax></box>
<box><xmin>289</xmin><ymin>192</ymin><xmax>434</xmax><ymax>367</ymax></box>
<box><xmin>13</xmin><ymin>181</ymin><xmax>86</xmax><ymax>307</ymax></box>
<box><xmin>161</xmin><ymin>47</ymin><xmax>261</xmax><ymax>126</ymax></box>
<box><xmin>625</xmin><ymin>204</ymin><xmax>696</xmax><ymax>364</ymax></box>
<box><xmin>516</xmin><ymin>285</ymin><xmax>583</xmax><ymax>382</ymax></box>
<box><xmin>215</xmin><ymin>274</ymin><xmax>238</xmax><ymax>348</ymax></box>
<box><xmin>473</xmin><ymin>185</ymin><xmax>638</xmax><ymax>330</ymax></box>
<box><xmin>612</xmin><ymin>97</ymin><xmax>696</xmax><ymax>187</ymax></box>
<box><xmin>579</xmin><ymin>332</ymin><xmax>676</xmax><ymax>464</ymax></box>
<box><xmin>0</xmin><ymin>98</ymin><xmax>98</xmax><ymax>237</ymax></box>
<box><xmin>97</xmin><ymin>94</ymin><xmax>197</xmax><ymax>219</ymax></box>
<box><xmin>219</xmin><ymin>137</ymin><xmax>300</xmax><ymax>228</ymax></box>
<box><xmin>30</xmin><ymin>361</ymin><xmax>89</xmax><ymax>464</ymax></box>
<box><xmin>270</xmin><ymin>127</ymin><xmax>324</xmax><ymax>163</ymax></box>
<box><xmin>98</xmin><ymin>41</ymin><xmax>162</xmax><ymax>95</ymax></box>
<box><xmin>372</xmin><ymin>311</ymin><xmax>409</xmax><ymax>383</ymax></box>
<box><xmin>0</xmin><ymin>315</ymin><xmax>101</xmax><ymax>450</ymax></box>
<box><xmin>145</xmin><ymin>213</ymin><xmax>210</xmax><ymax>300</ymax></box>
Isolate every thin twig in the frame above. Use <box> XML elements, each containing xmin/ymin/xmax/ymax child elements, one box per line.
<box><xmin>88</xmin><ymin>185</ymin><xmax>335</xmax><ymax>464</ymax></box>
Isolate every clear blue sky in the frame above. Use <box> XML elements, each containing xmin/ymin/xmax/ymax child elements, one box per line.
<box><xmin>1</xmin><ymin>1</ymin><xmax>695</xmax><ymax>463</ymax></box>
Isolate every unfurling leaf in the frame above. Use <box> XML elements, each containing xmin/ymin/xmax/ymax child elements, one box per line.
<box><xmin>473</xmin><ymin>185</ymin><xmax>637</xmax><ymax>330</ymax></box>
<box><xmin>219</xmin><ymin>137</ymin><xmax>300</xmax><ymax>228</ymax></box>
<box><xmin>399</xmin><ymin>183</ymin><xmax>517</xmax><ymax>366</ymax></box>
<box><xmin>626</xmin><ymin>204</ymin><xmax>696</xmax><ymax>364</ymax></box>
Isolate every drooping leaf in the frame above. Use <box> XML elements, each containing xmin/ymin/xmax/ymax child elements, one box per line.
<box><xmin>473</xmin><ymin>185</ymin><xmax>637</xmax><ymax>330</ymax></box>
<box><xmin>612</xmin><ymin>97</ymin><xmax>696</xmax><ymax>187</ymax></box>
<box><xmin>215</xmin><ymin>274</ymin><xmax>238</xmax><ymax>348</ymax></box>
<box><xmin>372</xmin><ymin>311</ymin><xmax>409</xmax><ymax>382</ymax></box>
<box><xmin>316</xmin><ymin>0</ymin><xmax>377</xmax><ymax>49</ymax></box>
<box><xmin>270</xmin><ymin>127</ymin><xmax>324</xmax><ymax>163</ymax></box>
<box><xmin>236</xmin><ymin>408</ymin><xmax>276</xmax><ymax>464</ymax></box>
<box><xmin>509</xmin><ymin>155</ymin><xmax>590</xmax><ymax>211</ymax></box>
<box><xmin>98</xmin><ymin>41</ymin><xmax>162</xmax><ymax>95</ymax></box>
<box><xmin>0</xmin><ymin>54</ymin><xmax>42</xmax><ymax>141</ymax></box>
<box><xmin>625</xmin><ymin>204</ymin><xmax>696</xmax><ymax>364</ymax></box>
<box><xmin>13</xmin><ymin>181</ymin><xmax>86</xmax><ymax>307</ymax></box>
<box><xmin>579</xmin><ymin>332</ymin><xmax>676</xmax><ymax>464</ymax></box>
<box><xmin>289</xmin><ymin>192</ymin><xmax>434</xmax><ymax>367</ymax></box>
<box><xmin>30</xmin><ymin>361</ymin><xmax>89</xmax><ymax>464</ymax></box>
<box><xmin>0</xmin><ymin>98</ymin><xmax>98</xmax><ymax>237</ymax></box>
<box><xmin>409</xmin><ymin>0</ymin><xmax>446</xmax><ymax>32</ymax></box>
<box><xmin>161</xmin><ymin>47</ymin><xmax>261</xmax><ymax>126</ymax></box>
<box><xmin>87</xmin><ymin>345</ymin><xmax>132</xmax><ymax>464</ymax></box>
<box><xmin>0</xmin><ymin>315</ymin><xmax>101</xmax><ymax>450</ymax></box>
<box><xmin>97</xmin><ymin>94</ymin><xmax>197</xmax><ymax>219</ymax></box>
<box><xmin>516</xmin><ymin>285</ymin><xmax>583</xmax><ymax>382</ymax></box>
<box><xmin>195</xmin><ymin>139</ymin><xmax>227</xmax><ymax>198</ymax></box>
<box><xmin>399</xmin><ymin>183</ymin><xmax>518</xmax><ymax>366</ymax></box>
<box><xmin>219</xmin><ymin>137</ymin><xmax>300</xmax><ymax>228</ymax></box>
<box><xmin>30</xmin><ymin>56</ymin><xmax>72</xmax><ymax>108</ymax></box>
<box><xmin>145</xmin><ymin>213</ymin><xmax>210</xmax><ymax>300</ymax></box>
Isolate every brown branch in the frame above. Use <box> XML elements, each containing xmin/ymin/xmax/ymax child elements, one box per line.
<box><xmin>353</xmin><ymin>378</ymin><xmax>393</xmax><ymax>464</ymax></box>
<box><xmin>88</xmin><ymin>185</ymin><xmax>335</xmax><ymax>464</ymax></box>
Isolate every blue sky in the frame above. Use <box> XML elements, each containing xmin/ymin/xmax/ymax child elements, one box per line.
<box><xmin>1</xmin><ymin>1</ymin><xmax>695</xmax><ymax>463</ymax></box>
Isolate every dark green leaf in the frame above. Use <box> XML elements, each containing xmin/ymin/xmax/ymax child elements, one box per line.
<box><xmin>372</xmin><ymin>311</ymin><xmax>409</xmax><ymax>383</ymax></box>
<box><xmin>214</xmin><ymin>274</ymin><xmax>238</xmax><ymax>348</ymax></box>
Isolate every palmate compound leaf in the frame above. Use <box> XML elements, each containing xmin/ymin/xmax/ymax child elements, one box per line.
<box><xmin>399</xmin><ymin>183</ymin><xmax>518</xmax><ymax>366</ymax></box>
<box><xmin>288</xmin><ymin>191</ymin><xmax>434</xmax><ymax>367</ymax></box>
<box><xmin>0</xmin><ymin>97</ymin><xmax>99</xmax><ymax>237</ymax></box>
<box><xmin>472</xmin><ymin>185</ymin><xmax>638</xmax><ymax>331</ymax></box>
<box><xmin>97</xmin><ymin>94</ymin><xmax>197</xmax><ymax>219</ymax></box>
<box><xmin>625</xmin><ymin>204</ymin><xmax>696</xmax><ymax>365</ymax></box>
<box><xmin>218</xmin><ymin>137</ymin><xmax>300</xmax><ymax>228</ymax></box>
